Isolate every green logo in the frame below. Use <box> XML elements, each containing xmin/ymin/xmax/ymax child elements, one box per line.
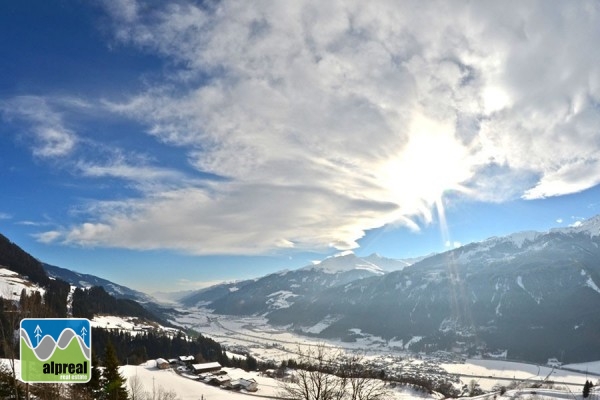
<box><xmin>20</xmin><ymin>318</ymin><xmax>91</xmax><ymax>383</ymax></box>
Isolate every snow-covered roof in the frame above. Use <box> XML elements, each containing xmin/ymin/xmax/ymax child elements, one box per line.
<box><xmin>192</xmin><ymin>362</ymin><xmax>222</xmax><ymax>370</ymax></box>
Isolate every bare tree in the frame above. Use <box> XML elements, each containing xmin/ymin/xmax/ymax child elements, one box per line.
<box><xmin>152</xmin><ymin>385</ymin><xmax>179</xmax><ymax>400</ymax></box>
<box><xmin>339</xmin><ymin>355</ymin><xmax>388</xmax><ymax>400</ymax></box>
<box><xmin>127</xmin><ymin>375</ymin><xmax>180</xmax><ymax>400</ymax></box>
<box><xmin>279</xmin><ymin>344</ymin><xmax>346</xmax><ymax>400</ymax></box>
<box><xmin>128</xmin><ymin>375</ymin><xmax>145</xmax><ymax>400</ymax></box>
<box><xmin>279</xmin><ymin>345</ymin><xmax>388</xmax><ymax>400</ymax></box>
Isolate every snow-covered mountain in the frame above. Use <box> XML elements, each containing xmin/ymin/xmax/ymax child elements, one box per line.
<box><xmin>269</xmin><ymin>216</ymin><xmax>600</xmax><ymax>363</ymax></box>
<box><xmin>182</xmin><ymin>215</ymin><xmax>600</xmax><ymax>363</ymax></box>
<box><xmin>302</xmin><ymin>252</ymin><xmax>385</xmax><ymax>274</ymax></box>
<box><xmin>178</xmin><ymin>253</ymin><xmax>401</xmax><ymax>314</ymax></box>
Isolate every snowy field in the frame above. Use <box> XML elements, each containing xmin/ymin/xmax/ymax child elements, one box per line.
<box><xmin>90</xmin><ymin>315</ymin><xmax>181</xmax><ymax>337</ymax></box>
<box><xmin>172</xmin><ymin>306</ymin><xmax>414</xmax><ymax>364</ymax></box>
<box><xmin>0</xmin><ymin>267</ymin><xmax>44</xmax><ymax>300</ymax></box>
<box><xmin>442</xmin><ymin>358</ymin><xmax>596</xmax><ymax>392</ymax></box>
<box><xmin>121</xmin><ymin>360</ymin><xmax>440</xmax><ymax>400</ymax></box>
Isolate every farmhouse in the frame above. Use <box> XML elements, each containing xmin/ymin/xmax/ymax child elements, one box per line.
<box><xmin>547</xmin><ymin>358</ymin><xmax>562</xmax><ymax>367</ymax></box>
<box><xmin>226</xmin><ymin>378</ymin><xmax>258</xmax><ymax>392</ymax></box>
<box><xmin>191</xmin><ymin>362</ymin><xmax>222</xmax><ymax>374</ymax></box>
<box><xmin>155</xmin><ymin>358</ymin><xmax>170</xmax><ymax>369</ymax></box>
<box><xmin>178</xmin><ymin>355</ymin><xmax>195</xmax><ymax>365</ymax></box>
<box><xmin>206</xmin><ymin>374</ymin><xmax>231</xmax><ymax>386</ymax></box>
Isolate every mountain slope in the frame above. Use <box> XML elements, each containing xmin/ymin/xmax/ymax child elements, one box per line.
<box><xmin>180</xmin><ymin>217</ymin><xmax>600</xmax><ymax>363</ymax></box>
<box><xmin>179</xmin><ymin>253</ymin><xmax>402</xmax><ymax>317</ymax></box>
<box><xmin>43</xmin><ymin>263</ymin><xmax>153</xmax><ymax>303</ymax></box>
<box><xmin>271</xmin><ymin>217</ymin><xmax>600</xmax><ymax>362</ymax></box>
<box><xmin>0</xmin><ymin>233</ymin><xmax>50</xmax><ymax>287</ymax></box>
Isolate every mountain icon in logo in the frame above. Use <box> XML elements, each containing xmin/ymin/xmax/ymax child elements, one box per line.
<box><xmin>20</xmin><ymin>318</ymin><xmax>91</xmax><ymax>383</ymax></box>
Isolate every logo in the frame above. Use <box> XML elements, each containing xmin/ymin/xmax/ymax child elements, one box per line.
<box><xmin>20</xmin><ymin>318</ymin><xmax>91</xmax><ymax>383</ymax></box>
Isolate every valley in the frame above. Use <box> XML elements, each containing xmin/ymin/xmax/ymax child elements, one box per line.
<box><xmin>171</xmin><ymin>306</ymin><xmax>596</xmax><ymax>393</ymax></box>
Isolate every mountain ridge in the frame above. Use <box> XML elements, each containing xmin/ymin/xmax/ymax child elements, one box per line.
<box><xmin>180</xmin><ymin>215</ymin><xmax>600</xmax><ymax>363</ymax></box>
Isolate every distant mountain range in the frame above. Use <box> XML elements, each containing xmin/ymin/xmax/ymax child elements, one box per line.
<box><xmin>178</xmin><ymin>252</ymin><xmax>410</xmax><ymax>313</ymax></box>
<box><xmin>4</xmin><ymin>215</ymin><xmax>600</xmax><ymax>364</ymax></box>
<box><xmin>178</xmin><ymin>215</ymin><xmax>600</xmax><ymax>363</ymax></box>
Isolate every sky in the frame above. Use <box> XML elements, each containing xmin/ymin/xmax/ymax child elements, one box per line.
<box><xmin>2</xmin><ymin>0</ymin><xmax>600</xmax><ymax>294</ymax></box>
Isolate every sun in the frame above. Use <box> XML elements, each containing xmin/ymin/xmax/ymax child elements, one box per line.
<box><xmin>377</xmin><ymin>115</ymin><xmax>473</xmax><ymax>229</ymax></box>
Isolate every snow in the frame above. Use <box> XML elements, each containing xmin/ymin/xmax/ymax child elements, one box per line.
<box><xmin>301</xmin><ymin>315</ymin><xmax>340</xmax><ymax>334</ymax></box>
<box><xmin>0</xmin><ymin>267</ymin><xmax>45</xmax><ymax>300</ymax></box>
<box><xmin>557</xmin><ymin>214</ymin><xmax>600</xmax><ymax>237</ymax></box>
<box><xmin>172</xmin><ymin>306</ymin><xmax>600</xmax><ymax>399</ymax></box>
<box><xmin>516</xmin><ymin>276</ymin><xmax>542</xmax><ymax>304</ymax></box>
<box><xmin>404</xmin><ymin>336</ymin><xmax>423</xmax><ymax>349</ymax></box>
<box><xmin>563</xmin><ymin>360</ymin><xmax>600</xmax><ymax>374</ymax></box>
<box><xmin>265</xmin><ymin>290</ymin><xmax>298</xmax><ymax>309</ymax></box>
<box><xmin>303</xmin><ymin>253</ymin><xmax>384</xmax><ymax>275</ymax></box>
<box><xmin>122</xmin><ymin>362</ymin><xmax>273</xmax><ymax>400</ymax></box>
<box><xmin>506</xmin><ymin>231</ymin><xmax>541</xmax><ymax>248</ymax></box>
<box><xmin>91</xmin><ymin>315</ymin><xmax>142</xmax><ymax>331</ymax></box>
<box><xmin>442</xmin><ymin>358</ymin><xmax>593</xmax><ymax>392</ymax></box>
<box><xmin>121</xmin><ymin>361</ymin><xmax>438</xmax><ymax>400</ymax></box>
<box><xmin>585</xmin><ymin>277</ymin><xmax>600</xmax><ymax>295</ymax></box>
<box><xmin>90</xmin><ymin>315</ymin><xmax>179</xmax><ymax>337</ymax></box>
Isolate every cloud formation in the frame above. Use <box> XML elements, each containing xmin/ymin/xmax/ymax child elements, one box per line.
<box><xmin>1</xmin><ymin>96</ymin><xmax>77</xmax><ymax>158</ymax></box>
<box><xmin>29</xmin><ymin>1</ymin><xmax>600</xmax><ymax>254</ymax></box>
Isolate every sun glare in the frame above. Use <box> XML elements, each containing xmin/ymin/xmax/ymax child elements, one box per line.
<box><xmin>380</xmin><ymin>119</ymin><xmax>472</xmax><ymax>214</ymax></box>
<box><xmin>374</xmin><ymin>114</ymin><xmax>476</xmax><ymax>247</ymax></box>
<box><xmin>483</xmin><ymin>86</ymin><xmax>510</xmax><ymax>114</ymax></box>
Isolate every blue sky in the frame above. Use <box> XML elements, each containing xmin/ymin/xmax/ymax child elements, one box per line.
<box><xmin>2</xmin><ymin>1</ymin><xmax>600</xmax><ymax>294</ymax></box>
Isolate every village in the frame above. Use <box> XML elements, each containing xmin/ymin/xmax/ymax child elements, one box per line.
<box><xmin>154</xmin><ymin>355</ymin><xmax>260</xmax><ymax>393</ymax></box>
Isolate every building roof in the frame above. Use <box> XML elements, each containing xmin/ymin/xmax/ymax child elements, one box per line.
<box><xmin>191</xmin><ymin>362</ymin><xmax>222</xmax><ymax>370</ymax></box>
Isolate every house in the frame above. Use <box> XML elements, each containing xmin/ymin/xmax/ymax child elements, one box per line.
<box><xmin>191</xmin><ymin>362</ymin><xmax>222</xmax><ymax>374</ymax></box>
<box><xmin>547</xmin><ymin>358</ymin><xmax>562</xmax><ymax>368</ymax></box>
<box><xmin>206</xmin><ymin>374</ymin><xmax>231</xmax><ymax>386</ymax></box>
<box><xmin>226</xmin><ymin>378</ymin><xmax>258</xmax><ymax>392</ymax></box>
<box><xmin>156</xmin><ymin>358</ymin><xmax>170</xmax><ymax>369</ymax></box>
<box><xmin>178</xmin><ymin>355</ymin><xmax>195</xmax><ymax>365</ymax></box>
<box><xmin>198</xmin><ymin>372</ymin><xmax>214</xmax><ymax>382</ymax></box>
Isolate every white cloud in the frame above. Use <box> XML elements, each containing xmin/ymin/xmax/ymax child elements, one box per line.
<box><xmin>175</xmin><ymin>278</ymin><xmax>229</xmax><ymax>290</ymax></box>
<box><xmin>0</xmin><ymin>96</ymin><xmax>77</xmax><ymax>158</ymax></box>
<box><xmin>40</xmin><ymin>0</ymin><xmax>600</xmax><ymax>254</ymax></box>
<box><xmin>75</xmin><ymin>157</ymin><xmax>190</xmax><ymax>192</ymax></box>
<box><xmin>570</xmin><ymin>220</ymin><xmax>584</xmax><ymax>228</ymax></box>
<box><xmin>34</xmin><ymin>231</ymin><xmax>62</xmax><ymax>244</ymax></box>
<box><xmin>0</xmin><ymin>213</ymin><xmax>11</xmax><ymax>220</ymax></box>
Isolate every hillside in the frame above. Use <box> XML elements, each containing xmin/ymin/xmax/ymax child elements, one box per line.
<box><xmin>43</xmin><ymin>262</ymin><xmax>153</xmax><ymax>303</ymax></box>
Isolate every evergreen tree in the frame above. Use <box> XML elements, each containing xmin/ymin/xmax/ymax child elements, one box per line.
<box><xmin>74</xmin><ymin>351</ymin><xmax>103</xmax><ymax>400</ymax></box>
<box><xmin>583</xmin><ymin>380</ymin><xmax>591</xmax><ymax>398</ymax></box>
<box><xmin>103</xmin><ymin>341</ymin><xmax>129</xmax><ymax>400</ymax></box>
